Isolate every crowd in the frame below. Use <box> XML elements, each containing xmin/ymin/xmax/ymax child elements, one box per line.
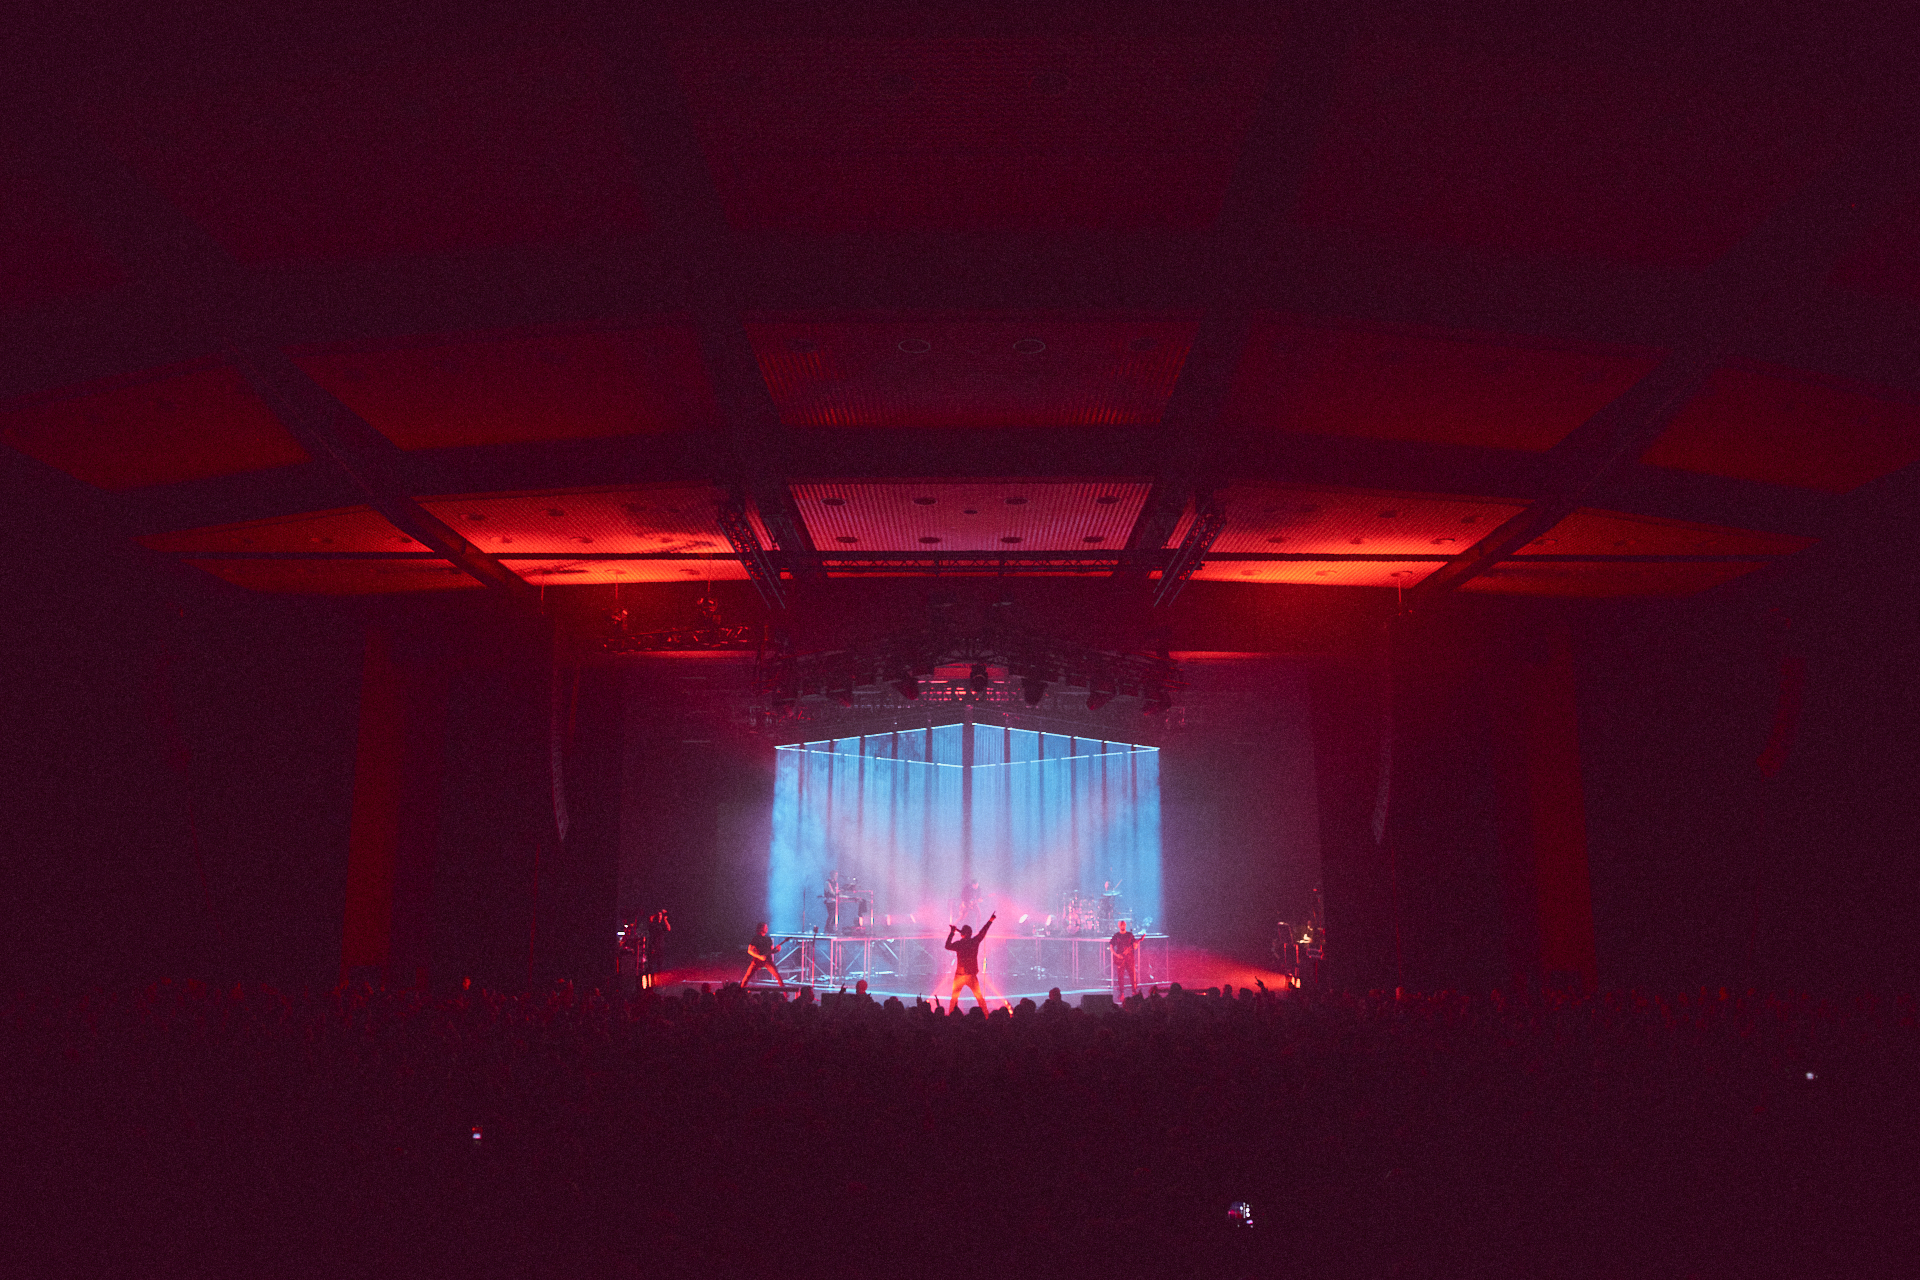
<box><xmin>6</xmin><ymin>978</ymin><xmax>1917</xmax><ymax>1278</ymax></box>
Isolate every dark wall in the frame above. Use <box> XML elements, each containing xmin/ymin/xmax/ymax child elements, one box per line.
<box><xmin>4</xmin><ymin>456</ymin><xmax>364</xmax><ymax>989</ymax></box>
<box><xmin>1577</xmin><ymin>564</ymin><xmax>1920</xmax><ymax>993</ymax></box>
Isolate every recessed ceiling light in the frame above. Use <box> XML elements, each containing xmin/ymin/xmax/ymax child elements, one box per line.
<box><xmin>546</xmin><ymin>508</ymin><xmax>564</xmax><ymax>517</ymax></box>
<box><xmin>1378</xmin><ymin>510</ymin><xmax>1398</xmax><ymax>518</ymax></box>
<box><xmin>466</xmin><ymin>513</ymin><xmax>484</xmax><ymax>521</ymax></box>
<box><xmin>787</xmin><ymin>337</ymin><xmax>819</xmax><ymax>353</ymax></box>
<box><xmin>919</xmin><ymin>536</ymin><xmax>942</xmax><ymax>544</ymax></box>
<box><xmin>1000</xmin><ymin>536</ymin><xmax>1023</xmax><ymax>544</ymax></box>
<box><xmin>898</xmin><ymin>338</ymin><xmax>932</xmax><ymax>354</ymax></box>
<box><xmin>1267</xmin><ymin>536</ymin><xmax>1285</xmax><ymax>544</ymax></box>
<box><xmin>576</xmin><ymin>536</ymin><xmax>593</xmax><ymax>544</ymax></box>
<box><xmin>1083</xmin><ymin>535</ymin><xmax>1106</xmax><ymax>543</ymax></box>
<box><xmin>963</xmin><ymin>508</ymin><xmax>979</xmax><ymax>514</ymax></box>
<box><xmin>836</xmin><ymin>536</ymin><xmax>859</xmax><ymax>544</ymax></box>
<box><xmin>822</xmin><ymin>497</ymin><xmax>847</xmax><ymax>507</ymax></box>
<box><xmin>913</xmin><ymin>497</ymin><xmax>936</xmax><ymax>506</ymax></box>
<box><xmin>1128</xmin><ymin>337</ymin><xmax>1157</xmax><ymax>352</ymax></box>
<box><xmin>1012</xmin><ymin>338</ymin><xmax>1046</xmax><ymax>355</ymax></box>
<box><xmin>1095</xmin><ymin>495</ymin><xmax>1119</xmax><ymax>505</ymax></box>
<box><xmin>1005</xmin><ymin>496</ymin><xmax>1027</xmax><ymax>505</ymax></box>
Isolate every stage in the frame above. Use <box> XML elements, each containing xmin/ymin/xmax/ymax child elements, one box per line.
<box><xmin>765</xmin><ymin>930</ymin><xmax>1170</xmax><ymax>1001</ymax></box>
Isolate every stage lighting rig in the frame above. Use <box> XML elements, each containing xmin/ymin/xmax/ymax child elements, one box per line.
<box><xmin>754</xmin><ymin>593</ymin><xmax>1182</xmax><ymax>716</ymax></box>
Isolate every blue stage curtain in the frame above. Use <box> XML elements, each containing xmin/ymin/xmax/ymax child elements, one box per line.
<box><xmin>769</xmin><ymin>724</ymin><xmax>1161</xmax><ymax>933</ymax></box>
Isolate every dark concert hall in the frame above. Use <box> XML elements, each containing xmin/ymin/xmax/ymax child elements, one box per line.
<box><xmin>6</xmin><ymin>2</ymin><xmax>1920</xmax><ymax>1275</ymax></box>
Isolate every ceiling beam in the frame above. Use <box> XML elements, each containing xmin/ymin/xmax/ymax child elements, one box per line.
<box><xmin>597</xmin><ymin>7</ymin><xmax>818</xmax><ymax>600</ymax></box>
<box><xmin>1405</xmin><ymin>94</ymin><xmax>1920</xmax><ymax>607</ymax></box>
<box><xmin>111</xmin><ymin>430</ymin><xmax>1835</xmax><ymax>546</ymax></box>
<box><xmin>1114</xmin><ymin>0</ymin><xmax>1359</xmax><ymax>596</ymax></box>
<box><xmin>25</xmin><ymin>113</ymin><xmax>538</xmax><ymax>604</ymax></box>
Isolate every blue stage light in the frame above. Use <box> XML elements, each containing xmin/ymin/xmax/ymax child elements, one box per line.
<box><xmin>766</xmin><ymin>724</ymin><xmax>1162</xmax><ymax>936</ymax></box>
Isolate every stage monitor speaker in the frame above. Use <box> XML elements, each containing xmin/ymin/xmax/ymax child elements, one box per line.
<box><xmin>1080</xmin><ymin>993</ymin><xmax>1116</xmax><ymax>1014</ymax></box>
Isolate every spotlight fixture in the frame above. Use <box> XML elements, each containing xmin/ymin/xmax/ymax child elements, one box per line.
<box><xmin>894</xmin><ymin>676</ymin><xmax>920</xmax><ymax>700</ymax></box>
<box><xmin>1021</xmin><ymin>676</ymin><xmax>1047</xmax><ymax>706</ymax></box>
<box><xmin>968</xmin><ymin>663</ymin><xmax>991</xmax><ymax>694</ymax></box>
<box><xmin>1086</xmin><ymin>689</ymin><xmax>1115</xmax><ymax>711</ymax></box>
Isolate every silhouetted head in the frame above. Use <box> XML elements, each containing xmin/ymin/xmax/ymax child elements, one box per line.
<box><xmin>1118</xmin><ymin>921</ymin><xmax>1130</xmax><ymax>934</ymax></box>
<box><xmin>755</xmin><ymin>922</ymin><xmax>768</xmax><ymax>936</ymax></box>
<box><xmin>959</xmin><ymin>924</ymin><xmax>973</xmax><ymax>939</ymax></box>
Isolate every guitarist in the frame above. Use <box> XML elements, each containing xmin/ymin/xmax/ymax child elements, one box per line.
<box><xmin>742</xmin><ymin>922</ymin><xmax>788</xmax><ymax>991</ymax></box>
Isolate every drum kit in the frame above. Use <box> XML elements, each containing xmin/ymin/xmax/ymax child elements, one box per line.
<box><xmin>1038</xmin><ymin>882</ymin><xmax>1125</xmax><ymax>936</ymax></box>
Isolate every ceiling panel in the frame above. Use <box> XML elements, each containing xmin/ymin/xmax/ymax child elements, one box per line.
<box><xmin>1226</xmin><ymin>316</ymin><xmax>1661</xmax><ymax>451</ymax></box>
<box><xmin>415</xmin><ymin>485</ymin><xmax>738</xmax><ymax>555</ymax></box>
<box><xmin>184</xmin><ymin>559</ymin><xmax>480</xmax><ymax>595</ymax></box>
<box><xmin>750</xmin><ymin>319</ymin><xmax>1196</xmax><ymax>428</ymax></box>
<box><xmin>1187</xmin><ymin>560</ymin><xmax>1440</xmax><ymax>589</ymax></box>
<box><xmin>675</xmin><ymin>38</ymin><xmax>1276</xmax><ymax>233</ymax></box>
<box><xmin>293</xmin><ymin>325</ymin><xmax>720</xmax><ymax>450</ymax></box>
<box><xmin>1527</xmin><ymin>508</ymin><xmax>1813</xmax><ymax>559</ymax></box>
<box><xmin>793</xmin><ymin>480</ymin><xmax>1149</xmax><ymax>551</ymax></box>
<box><xmin>2</xmin><ymin>364</ymin><xmax>309</xmax><ymax>490</ymax></box>
<box><xmin>508</xmin><ymin>559</ymin><xmax>748</xmax><ymax>585</ymax></box>
<box><xmin>1642</xmin><ymin>366</ymin><xmax>1920</xmax><ymax>494</ymax></box>
<box><xmin>1208</xmin><ymin>483</ymin><xmax>1525</xmax><ymax>554</ymax></box>
<box><xmin>84</xmin><ymin>46</ymin><xmax>651</xmax><ymax>264</ymax></box>
<box><xmin>1295</xmin><ymin>41</ymin><xmax>1859</xmax><ymax>268</ymax></box>
<box><xmin>1463</xmin><ymin>561</ymin><xmax>1772</xmax><ymax>597</ymax></box>
<box><xmin>141</xmin><ymin>506</ymin><xmax>409</xmax><ymax>554</ymax></box>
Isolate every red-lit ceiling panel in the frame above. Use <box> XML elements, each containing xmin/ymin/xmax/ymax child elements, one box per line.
<box><xmin>1209</xmin><ymin>484</ymin><xmax>1525</xmax><ymax>554</ymax></box>
<box><xmin>414</xmin><ymin>485</ymin><xmax>739</xmax><ymax>556</ymax></box>
<box><xmin>751</xmin><ymin>319</ymin><xmax>1196</xmax><ymax>428</ymax></box>
<box><xmin>1524</xmin><ymin>509</ymin><xmax>1813</xmax><ymax>559</ymax></box>
<box><xmin>142</xmin><ymin>506</ymin><xmax>412</xmax><ymax>555</ymax></box>
<box><xmin>675</xmin><ymin>38</ymin><xmax>1276</xmax><ymax>233</ymax></box>
<box><xmin>186</xmin><ymin>560</ymin><xmax>481</xmax><ymax>595</ymax></box>
<box><xmin>1</xmin><ymin>364</ymin><xmax>309</xmax><ymax>490</ymax></box>
<box><xmin>1189</xmin><ymin>560</ymin><xmax>1443</xmax><ymax>588</ymax></box>
<box><xmin>1463</xmin><ymin>562</ymin><xmax>1772</xmax><ymax>597</ymax></box>
<box><xmin>1227</xmin><ymin>316</ymin><xmax>1660</xmax><ymax>451</ymax></box>
<box><xmin>1296</xmin><ymin>42</ymin><xmax>1858</xmax><ymax>268</ymax></box>
<box><xmin>292</xmin><ymin>325</ymin><xmax>721</xmax><ymax>450</ymax></box>
<box><xmin>1827</xmin><ymin>198</ymin><xmax>1920</xmax><ymax>301</ymax></box>
<box><xmin>1643</xmin><ymin>366</ymin><xmax>1920</xmax><ymax>494</ymax></box>
<box><xmin>794</xmin><ymin>481</ymin><xmax>1149</xmax><ymax>551</ymax></box>
<box><xmin>84</xmin><ymin>46</ymin><xmax>651</xmax><ymax>263</ymax></box>
<box><xmin>0</xmin><ymin>145</ymin><xmax>128</xmax><ymax>310</ymax></box>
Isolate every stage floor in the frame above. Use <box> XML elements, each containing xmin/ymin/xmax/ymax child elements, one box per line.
<box><xmin>764</xmin><ymin>930</ymin><xmax>1171</xmax><ymax>1000</ymax></box>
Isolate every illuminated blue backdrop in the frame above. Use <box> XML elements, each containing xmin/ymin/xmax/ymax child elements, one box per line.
<box><xmin>767</xmin><ymin>723</ymin><xmax>1161</xmax><ymax>932</ymax></box>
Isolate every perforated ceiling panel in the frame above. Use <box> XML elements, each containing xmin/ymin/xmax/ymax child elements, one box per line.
<box><xmin>293</xmin><ymin>325</ymin><xmax>720</xmax><ymax>450</ymax></box>
<box><xmin>142</xmin><ymin>506</ymin><xmax>412</xmax><ymax>555</ymax></box>
<box><xmin>1209</xmin><ymin>484</ymin><xmax>1525</xmax><ymax>554</ymax></box>
<box><xmin>84</xmin><ymin>46</ymin><xmax>651</xmax><ymax>263</ymax></box>
<box><xmin>1523</xmin><ymin>509</ymin><xmax>1812</xmax><ymax>559</ymax></box>
<box><xmin>1226</xmin><ymin>316</ymin><xmax>1661</xmax><ymax>451</ymax></box>
<box><xmin>1642</xmin><ymin>366</ymin><xmax>1920</xmax><ymax>494</ymax></box>
<box><xmin>144</xmin><ymin>486</ymin><xmax>751</xmax><ymax>592</ymax></box>
<box><xmin>674</xmin><ymin>38</ymin><xmax>1277</xmax><ymax>233</ymax></box>
<box><xmin>793</xmin><ymin>481</ymin><xmax>1149</xmax><ymax>551</ymax></box>
<box><xmin>1296</xmin><ymin>41</ymin><xmax>1858</xmax><ymax>268</ymax></box>
<box><xmin>749</xmin><ymin>319</ymin><xmax>1196</xmax><ymax>428</ymax></box>
<box><xmin>185</xmin><ymin>560</ymin><xmax>480</xmax><ymax>595</ymax></box>
<box><xmin>1</xmin><ymin>364</ymin><xmax>309</xmax><ymax>490</ymax></box>
<box><xmin>1186</xmin><ymin>484</ymin><xmax>1524</xmax><ymax>588</ymax></box>
<box><xmin>1462</xmin><ymin>562</ymin><xmax>1773</xmax><ymax>597</ymax></box>
<box><xmin>415</xmin><ymin>485</ymin><xmax>737</xmax><ymax>557</ymax></box>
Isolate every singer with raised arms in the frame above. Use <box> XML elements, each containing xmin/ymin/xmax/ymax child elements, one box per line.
<box><xmin>944</xmin><ymin>913</ymin><xmax>996</xmax><ymax>1012</ymax></box>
